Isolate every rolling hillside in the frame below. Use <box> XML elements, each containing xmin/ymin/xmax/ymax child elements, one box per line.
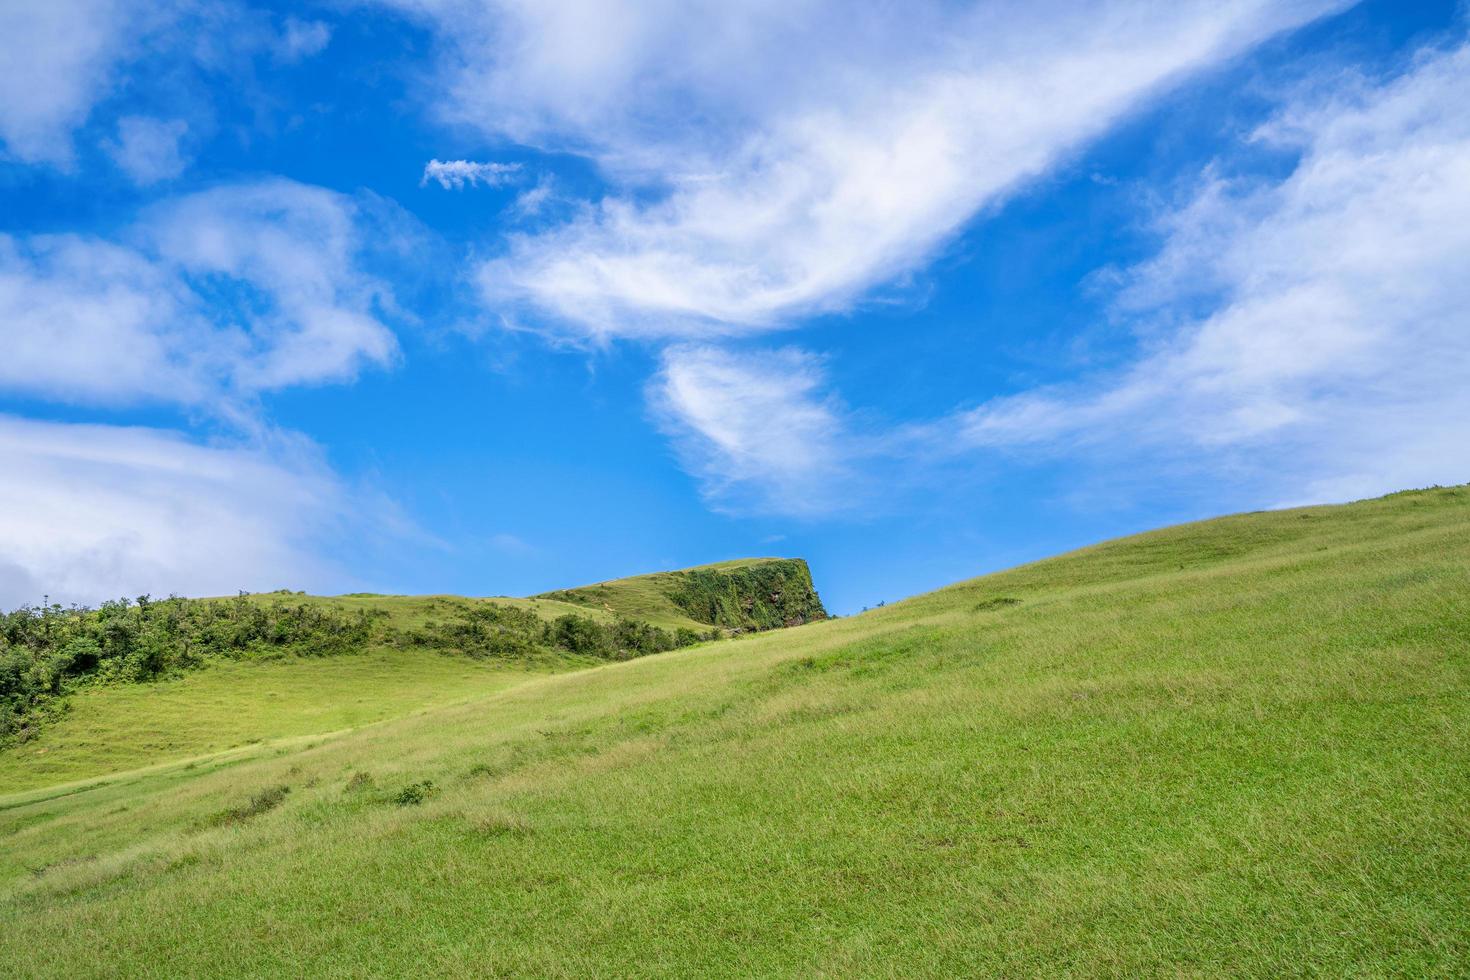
<box><xmin>0</xmin><ymin>558</ymin><xmax>825</xmax><ymax>793</ymax></box>
<box><xmin>2</xmin><ymin>487</ymin><xmax>1468</xmax><ymax>976</ymax></box>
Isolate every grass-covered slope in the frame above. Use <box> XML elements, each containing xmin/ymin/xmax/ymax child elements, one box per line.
<box><xmin>2</xmin><ymin>488</ymin><xmax>1468</xmax><ymax>976</ymax></box>
<box><xmin>535</xmin><ymin>557</ymin><xmax>828</xmax><ymax>632</ymax></box>
<box><xmin>0</xmin><ymin>559</ymin><xmax>816</xmax><ymax>790</ymax></box>
<box><xmin>0</xmin><ymin>650</ymin><xmax>544</xmax><ymax>794</ymax></box>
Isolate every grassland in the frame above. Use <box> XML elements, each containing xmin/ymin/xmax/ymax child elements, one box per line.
<box><xmin>2</xmin><ymin>487</ymin><xmax>1467</xmax><ymax>976</ymax></box>
<box><xmin>0</xmin><ymin>649</ymin><xmax>550</xmax><ymax>794</ymax></box>
<box><xmin>1</xmin><ymin>559</ymin><xmax>818</xmax><ymax>790</ymax></box>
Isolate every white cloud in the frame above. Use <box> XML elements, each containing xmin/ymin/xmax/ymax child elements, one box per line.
<box><xmin>0</xmin><ymin>233</ymin><xmax>204</xmax><ymax>405</ymax></box>
<box><xmin>651</xmin><ymin>346</ymin><xmax>856</xmax><ymax>516</ymax></box>
<box><xmin>657</xmin><ymin>38</ymin><xmax>1470</xmax><ymax>516</ymax></box>
<box><xmin>0</xmin><ymin>2</ymin><xmax>339</xmax><ymax>170</ymax></box>
<box><xmin>144</xmin><ymin>179</ymin><xmax>401</xmax><ymax>391</ymax></box>
<box><xmin>382</xmin><ymin>0</ymin><xmax>1349</xmax><ymax>341</ymax></box>
<box><xmin>0</xmin><ymin>179</ymin><xmax>401</xmax><ymax>408</ymax></box>
<box><xmin>104</xmin><ymin>115</ymin><xmax>190</xmax><ymax>184</ymax></box>
<box><xmin>0</xmin><ymin>415</ymin><xmax>348</xmax><ymax>608</ymax></box>
<box><xmin>510</xmin><ymin>175</ymin><xmax>555</xmax><ymax>217</ymax></box>
<box><xmin>0</xmin><ymin>177</ymin><xmax>417</xmax><ymax>605</ymax></box>
<box><xmin>421</xmin><ymin>158</ymin><xmax>521</xmax><ymax>190</ymax></box>
<box><xmin>960</xmin><ymin>39</ymin><xmax>1470</xmax><ymax>502</ymax></box>
<box><xmin>0</xmin><ymin>0</ymin><xmax>159</xmax><ymax>166</ymax></box>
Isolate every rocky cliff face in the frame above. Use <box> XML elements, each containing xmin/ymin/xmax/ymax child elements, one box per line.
<box><xmin>667</xmin><ymin>559</ymin><xmax>827</xmax><ymax>632</ymax></box>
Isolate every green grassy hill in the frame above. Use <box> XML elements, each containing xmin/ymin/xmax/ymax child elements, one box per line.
<box><xmin>3</xmin><ymin>487</ymin><xmax>1468</xmax><ymax>976</ymax></box>
<box><xmin>0</xmin><ymin>558</ymin><xmax>825</xmax><ymax>793</ymax></box>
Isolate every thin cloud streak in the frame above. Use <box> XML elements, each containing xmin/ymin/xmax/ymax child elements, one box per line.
<box><xmin>960</xmin><ymin>38</ymin><xmax>1470</xmax><ymax>501</ymax></box>
<box><xmin>654</xmin><ymin>37</ymin><xmax>1470</xmax><ymax>516</ymax></box>
<box><xmin>650</xmin><ymin>346</ymin><xmax>857</xmax><ymax>517</ymax></box>
<box><xmin>383</xmin><ymin>0</ymin><xmax>1350</xmax><ymax>341</ymax></box>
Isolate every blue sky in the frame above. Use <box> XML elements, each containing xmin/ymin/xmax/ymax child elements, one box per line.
<box><xmin>1</xmin><ymin>0</ymin><xmax>1466</xmax><ymax>613</ymax></box>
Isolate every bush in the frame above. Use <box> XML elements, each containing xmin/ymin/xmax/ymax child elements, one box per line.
<box><xmin>391</xmin><ymin>780</ymin><xmax>436</xmax><ymax>806</ymax></box>
<box><xmin>551</xmin><ymin>614</ymin><xmax>614</xmax><ymax>657</ymax></box>
<box><xmin>406</xmin><ymin>606</ymin><xmax>697</xmax><ymax>664</ymax></box>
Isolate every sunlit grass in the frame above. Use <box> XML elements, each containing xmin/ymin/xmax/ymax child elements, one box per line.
<box><xmin>1</xmin><ymin>487</ymin><xmax>1466</xmax><ymax>976</ymax></box>
<box><xmin>2</xmin><ymin>558</ymin><xmax>808</xmax><ymax>791</ymax></box>
<box><xmin>0</xmin><ymin>649</ymin><xmax>548</xmax><ymax>794</ymax></box>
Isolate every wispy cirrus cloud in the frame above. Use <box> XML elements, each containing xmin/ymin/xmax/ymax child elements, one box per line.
<box><xmin>654</xmin><ymin>36</ymin><xmax>1470</xmax><ymax>515</ymax></box>
<box><xmin>651</xmin><ymin>346</ymin><xmax>856</xmax><ymax>517</ymax></box>
<box><xmin>959</xmin><ymin>37</ymin><xmax>1470</xmax><ymax>503</ymax></box>
<box><xmin>144</xmin><ymin>179</ymin><xmax>404</xmax><ymax>392</ymax></box>
<box><xmin>383</xmin><ymin>0</ymin><xmax>1349</xmax><ymax>341</ymax></box>
<box><xmin>103</xmin><ymin>115</ymin><xmax>190</xmax><ymax>185</ymax></box>
<box><xmin>275</xmin><ymin>17</ymin><xmax>332</xmax><ymax>63</ymax></box>
<box><xmin>0</xmin><ymin>1</ymin><xmax>336</xmax><ymax>170</ymax></box>
<box><xmin>0</xmin><ymin>0</ymin><xmax>167</xmax><ymax>166</ymax></box>
<box><xmin>0</xmin><ymin>232</ymin><xmax>205</xmax><ymax>404</ymax></box>
<box><xmin>0</xmin><ymin>174</ymin><xmax>430</xmax><ymax>606</ymax></box>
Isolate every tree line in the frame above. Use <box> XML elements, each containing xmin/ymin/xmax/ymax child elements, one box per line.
<box><xmin>397</xmin><ymin>601</ymin><xmax>713</xmax><ymax>661</ymax></box>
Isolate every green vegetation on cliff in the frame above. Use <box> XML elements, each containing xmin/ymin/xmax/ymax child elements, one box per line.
<box><xmin>537</xmin><ymin>557</ymin><xmax>827</xmax><ymax>632</ymax></box>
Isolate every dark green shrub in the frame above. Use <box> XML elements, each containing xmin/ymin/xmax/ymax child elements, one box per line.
<box><xmin>391</xmin><ymin>780</ymin><xmax>436</xmax><ymax>806</ymax></box>
<box><xmin>551</xmin><ymin>614</ymin><xmax>614</xmax><ymax>657</ymax></box>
